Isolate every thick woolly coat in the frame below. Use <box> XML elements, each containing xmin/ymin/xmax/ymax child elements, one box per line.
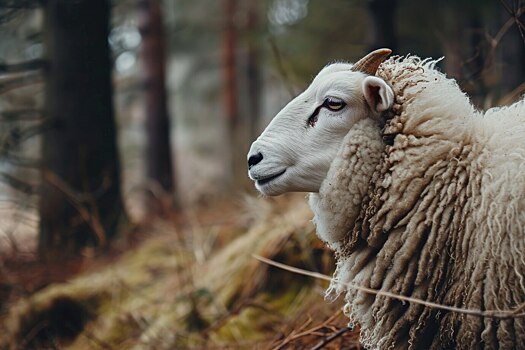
<box><xmin>309</xmin><ymin>56</ymin><xmax>525</xmax><ymax>349</ymax></box>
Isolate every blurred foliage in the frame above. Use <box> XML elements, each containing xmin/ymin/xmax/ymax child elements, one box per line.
<box><xmin>1</xmin><ymin>0</ymin><xmax>522</xmax><ymax>207</ymax></box>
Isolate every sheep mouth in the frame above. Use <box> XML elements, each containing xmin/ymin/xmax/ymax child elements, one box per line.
<box><xmin>255</xmin><ymin>169</ymin><xmax>286</xmax><ymax>186</ymax></box>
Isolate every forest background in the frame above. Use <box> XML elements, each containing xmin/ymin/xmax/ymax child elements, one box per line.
<box><xmin>0</xmin><ymin>0</ymin><xmax>523</xmax><ymax>348</ymax></box>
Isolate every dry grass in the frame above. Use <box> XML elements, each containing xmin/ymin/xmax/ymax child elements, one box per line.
<box><xmin>0</xmin><ymin>194</ymin><xmax>360</xmax><ymax>349</ymax></box>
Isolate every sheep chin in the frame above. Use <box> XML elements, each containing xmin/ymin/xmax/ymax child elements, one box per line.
<box><xmin>253</xmin><ymin>169</ymin><xmax>288</xmax><ymax>196</ymax></box>
<box><xmin>255</xmin><ymin>167</ymin><xmax>322</xmax><ymax>196</ymax></box>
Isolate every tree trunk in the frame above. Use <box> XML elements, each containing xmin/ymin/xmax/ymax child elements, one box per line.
<box><xmin>223</xmin><ymin>0</ymin><xmax>238</xmax><ymax>129</ymax></box>
<box><xmin>246</xmin><ymin>1</ymin><xmax>262</xmax><ymax>141</ymax></box>
<box><xmin>39</xmin><ymin>0</ymin><xmax>123</xmax><ymax>260</ymax></box>
<box><xmin>223</xmin><ymin>0</ymin><xmax>249</xmax><ymax>189</ymax></box>
<box><xmin>138</xmin><ymin>0</ymin><xmax>175</xmax><ymax>214</ymax></box>
<box><xmin>368</xmin><ymin>0</ymin><xmax>398</xmax><ymax>52</ymax></box>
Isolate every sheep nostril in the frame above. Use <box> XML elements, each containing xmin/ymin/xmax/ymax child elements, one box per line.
<box><xmin>248</xmin><ymin>152</ymin><xmax>263</xmax><ymax>169</ymax></box>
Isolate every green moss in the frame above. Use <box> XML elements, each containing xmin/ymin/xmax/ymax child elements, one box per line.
<box><xmin>212</xmin><ymin>281</ymin><xmax>313</xmax><ymax>344</ymax></box>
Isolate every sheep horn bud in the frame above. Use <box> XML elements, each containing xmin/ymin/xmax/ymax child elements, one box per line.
<box><xmin>351</xmin><ymin>48</ymin><xmax>392</xmax><ymax>75</ymax></box>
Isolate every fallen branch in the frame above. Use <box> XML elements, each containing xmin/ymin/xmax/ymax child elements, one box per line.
<box><xmin>253</xmin><ymin>255</ymin><xmax>525</xmax><ymax>319</ymax></box>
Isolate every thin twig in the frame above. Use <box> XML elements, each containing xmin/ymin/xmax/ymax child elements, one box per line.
<box><xmin>311</xmin><ymin>326</ymin><xmax>353</xmax><ymax>350</ymax></box>
<box><xmin>499</xmin><ymin>0</ymin><xmax>525</xmax><ymax>43</ymax></box>
<box><xmin>460</xmin><ymin>3</ymin><xmax>524</xmax><ymax>87</ymax></box>
<box><xmin>42</xmin><ymin>170</ymin><xmax>107</xmax><ymax>246</ymax></box>
<box><xmin>500</xmin><ymin>80</ymin><xmax>525</xmax><ymax>105</ymax></box>
<box><xmin>271</xmin><ymin>311</ymin><xmax>343</xmax><ymax>350</ymax></box>
<box><xmin>253</xmin><ymin>255</ymin><xmax>525</xmax><ymax>319</ymax></box>
<box><xmin>490</xmin><ymin>10</ymin><xmax>519</xmax><ymax>47</ymax></box>
<box><xmin>499</xmin><ymin>0</ymin><xmax>525</xmax><ymax>30</ymax></box>
<box><xmin>0</xmin><ymin>171</ymin><xmax>36</xmax><ymax>194</ymax></box>
<box><xmin>272</xmin><ymin>314</ymin><xmax>313</xmax><ymax>349</ymax></box>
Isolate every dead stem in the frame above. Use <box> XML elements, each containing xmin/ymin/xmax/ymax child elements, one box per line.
<box><xmin>254</xmin><ymin>255</ymin><xmax>525</xmax><ymax>320</ymax></box>
<box><xmin>311</xmin><ymin>326</ymin><xmax>354</xmax><ymax>350</ymax></box>
<box><xmin>271</xmin><ymin>311</ymin><xmax>343</xmax><ymax>350</ymax></box>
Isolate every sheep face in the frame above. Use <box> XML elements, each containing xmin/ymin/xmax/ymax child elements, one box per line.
<box><xmin>247</xmin><ymin>62</ymin><xmax>394</xmax><ymax>196</ymax></box>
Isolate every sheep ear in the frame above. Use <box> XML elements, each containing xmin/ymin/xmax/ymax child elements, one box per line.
<box><xmin>362</xmin><ymin>76</ymin><xmax>394</xmax><ymax>113</ymax></box>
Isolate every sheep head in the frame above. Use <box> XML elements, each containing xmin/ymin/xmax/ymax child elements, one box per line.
<box><xmin>247</xmin><ymin>48</ymin><xmax>394</xmax><ymax>196</ymax></box>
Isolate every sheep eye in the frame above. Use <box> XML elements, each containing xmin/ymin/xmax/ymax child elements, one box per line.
<box><xmin>323</xmin><ymin>97</ymin><xmax>346</xmax><ymax>111</ymax></box>
<box><xmin>307</xmin><ymin>97</ymin><xmax>346</xmax><ymax>128</ymax></box>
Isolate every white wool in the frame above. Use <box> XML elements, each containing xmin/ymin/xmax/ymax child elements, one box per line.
<box><xmin>248</xmin><ymin>51</ymin><xmax>525</xmax><ymax>349</ymax></box>
<box><xmin>314</xmin><ymin>55</ymin><xmax>525</xmax><ymax>349</ymax></box>
<box><xmin>309</xmin><ymin>117</ymin><xmax>384</xmax><ymax>248</ymax></box>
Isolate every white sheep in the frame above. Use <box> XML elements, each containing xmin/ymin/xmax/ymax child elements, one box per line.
<box><xmin>247</xmin><ymin>49</ymin><xmax>525</xmax><ymax>349</ymax></box>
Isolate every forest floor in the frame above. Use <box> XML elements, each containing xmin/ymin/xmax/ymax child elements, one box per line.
<box><xmin>0</xmin><ymin>194</ymin><xmax>363</xmax><ymax>349</ymax></box>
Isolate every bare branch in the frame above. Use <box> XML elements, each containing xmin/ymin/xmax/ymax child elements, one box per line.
<box><xmin>0</xmin><ymin>72</ymin><xmax>43</xmax><ymax>94</ymax></box>
<box><xmin>254</xmin><ymin>255</ymin><xmax>525</xmax><ymax>319</ymax></box>
<box><xmin>458</xmin><ymin>4</ymin><xmax>525</xmax><ymax>89</ymax></box>
<box><xmin>0</xmin><ymin>122</ymin><xmax>48</xmax><ymax>158</ymax></box>
<box><xmin>42</xmin><ymin>170</ymin><xmax>108</xmax><ymax>246</ymax></box>
<box><xmin>0</xmin><ymin>59</ymin><xmax>46</xmax><ymax>74</ymax></box>
<box><xmin>500</xmin><ymin>80</ymin><xmax>525</xmax><ymax>105</ymax></box>
<box><xmin>0</xmin><ymin>8</ymin><xmax>17</xmax><ymax>22</ymax></box>
<box><xmin>499</xmin><ymin>0</ymin><xmax>525</xmax><ymax>43</ymax></box>
<box><xmin>0</xmin><ymin>171</ymin><xmax>36</xmax><ymax>194</ymax></box>
<box><xmin>499</xmin><ymin>0</ymin><xmax>515</xmax><ymax>16</ymax></box>
<box><xmin>0</xmin><ymin>0</ymin><xmax>41</xmax><ymax>25</ymax></box>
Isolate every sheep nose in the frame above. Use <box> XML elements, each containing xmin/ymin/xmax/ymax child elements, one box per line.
<box><xmin>248</xmin><ymin>152</ymin><xmax>263</xmax><ymax>169</ymax></box>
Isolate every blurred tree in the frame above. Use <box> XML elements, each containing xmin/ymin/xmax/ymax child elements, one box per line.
<box><xmin>246</xmin><ymin>0</ymin><xmax>262</xmax><ymax>140</ymax></box>
<box><xmin>223</xmin><ymin>0</ymin><xmax>251</xmax><ymax>188</ymax></box>
<box><xmin>266</xmin><ymin>1</ymin><xmax>369</xmax><ymax>85</ymax></box>
<box><xmin>223</xmin><ymin>0</ymin><xmax>237</xmax><ymax>129</ymax></box>
<box><xmin>368</xmin><ymin>0</ymin><xmax>398</xmax><ymax>52</ymax></box>
<box><xmin>138</xmin><ymin>0</ymin><xmax>176</xmax><ymax>213</ymax></box>
<box><xmin>39</xmin><ymin>0</ymin><xmax>123</xmax><ymax>259</ymax></box>
<box><xmin>0</xmin><ymin>0</ymin><xmax>39</xmax><ymax>22</ymax></box>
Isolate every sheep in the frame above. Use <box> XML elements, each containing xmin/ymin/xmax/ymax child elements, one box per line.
<box><xmin>247</xmin><ymin>48</ymin><xmax>525</xmax><ymax>349</ymax></box>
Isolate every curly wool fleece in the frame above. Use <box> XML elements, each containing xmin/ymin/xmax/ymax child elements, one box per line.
<box><xmin>310</xmin><ymin>56</ymin><xmax>525</xmax><ymax>349</ymax></box>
